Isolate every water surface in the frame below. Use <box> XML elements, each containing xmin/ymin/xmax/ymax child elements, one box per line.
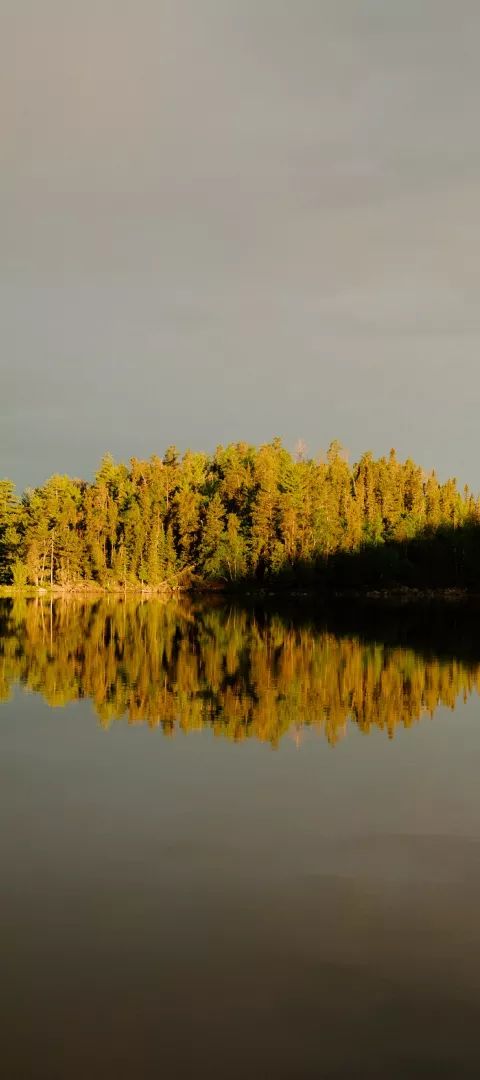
<box><xmin>1</xmin><ymin>597</ymin><xmax>480</xmax><ymax>1078</ymax></box>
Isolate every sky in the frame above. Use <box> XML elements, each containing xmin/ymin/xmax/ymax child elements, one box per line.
<box><xmin>2</xmin><ymin>0</ymin><xmax>480</xmax><ymax>493</ymax></box>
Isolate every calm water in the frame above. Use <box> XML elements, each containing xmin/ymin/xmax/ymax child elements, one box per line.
<box><xmin>2</xmin><ymin>597</ymin><xmax>480</xmax><ymax>1078</ymax></box>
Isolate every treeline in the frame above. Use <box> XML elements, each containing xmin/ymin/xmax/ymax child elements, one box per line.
<box><xmin>1</xmin><ymin>440</ymin><xmax>479</xmax><ymax>590</ymax></box>
<box><xmin>1</xmin><ymin>598</ymin><xmax>476</xmax><ymax>745</ymax></box>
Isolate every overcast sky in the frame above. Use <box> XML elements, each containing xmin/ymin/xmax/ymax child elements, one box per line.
<box><xmin>2</xmin><ymin>0</ymin><xmax>480</xmax><ymax>492</ymax></box>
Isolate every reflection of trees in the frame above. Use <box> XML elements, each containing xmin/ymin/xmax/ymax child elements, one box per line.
<box><xmin>1</xmin><ymin>598</ymin><xmax>478</xmax><ymax>746</ymax></box>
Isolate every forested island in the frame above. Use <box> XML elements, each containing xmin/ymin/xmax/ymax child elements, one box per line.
<box><xmin>1</xmin><ymin>440</ymin><xmax>480</xmax><ymax>592</ymax></box>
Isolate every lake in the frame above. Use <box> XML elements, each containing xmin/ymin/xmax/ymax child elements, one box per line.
<box><xmin>2</xmin><ymin>596</ymin><xmax>480</xmax><ymax>1078</ymax></box>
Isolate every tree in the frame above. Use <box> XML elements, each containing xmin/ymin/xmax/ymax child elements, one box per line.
<box><xmin>199</xmin><ymin>494</ymin><xmax>226</xmax><ymax>578</ymax></box>
<box><xmin>2</xmin><ymin>441</ymin><xmax>479</xmax><ymax>591</ymax></box>
<box><xmin>0</xmin><ymin>480</ymin><xmax>22</xmax><ymax>583</ymax></box>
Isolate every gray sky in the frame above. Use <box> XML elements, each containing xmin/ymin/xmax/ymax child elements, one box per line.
<box><xmin>2</xmin><ymin>0</ymin><xmax>480</xmax><ymax>492</ymax></box>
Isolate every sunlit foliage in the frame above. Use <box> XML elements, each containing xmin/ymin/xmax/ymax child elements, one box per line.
<box><xmin>1</xmin><ymin>442</ymin><xmax>479</xmax><ymax>588</ymax></box>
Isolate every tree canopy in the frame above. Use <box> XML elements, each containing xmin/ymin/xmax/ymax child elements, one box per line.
<box><xmin>1</xmin><ymin>442</ymin><xmax>479</xmax><ymax>589</ymax></box>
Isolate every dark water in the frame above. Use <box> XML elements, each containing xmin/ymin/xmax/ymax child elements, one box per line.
<box><xmin>1</xmin><ymin>597</ymin><xmax>480</xmax><ymax>1078</ymax></box>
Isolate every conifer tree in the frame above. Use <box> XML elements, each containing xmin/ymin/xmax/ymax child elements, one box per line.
<box><xmin>2</xmin><ymin>440</ymin><xmax>480</xmax><ymax>590</ymax></box>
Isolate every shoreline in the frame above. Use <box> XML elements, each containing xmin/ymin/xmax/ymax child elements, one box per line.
<box><xmin>0</xmin><ymin>583</ymin><xmax>476</xmax><ymax>605</ymax></box>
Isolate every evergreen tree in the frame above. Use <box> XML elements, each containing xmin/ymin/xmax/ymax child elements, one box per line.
<box><xmin>3</xmin><ymin>441</ymin><xmax>480</xmax><ymax>591</ymax></box>
<box><xmin>0</xmin><ymin>480</ymin><xmax>22</xmax><ymax>583</ymax></box>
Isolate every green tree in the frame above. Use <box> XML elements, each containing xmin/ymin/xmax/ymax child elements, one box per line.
<box><xmin>0</xmin><ymin>480</ymin><xmax>23</xmax><ymax>583</ymax></box>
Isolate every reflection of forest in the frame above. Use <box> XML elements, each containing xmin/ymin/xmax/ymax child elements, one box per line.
<box><xmin>1</xmin><ymin>598</ymin><xmax>478</xmax><ymax>746</ymax></box>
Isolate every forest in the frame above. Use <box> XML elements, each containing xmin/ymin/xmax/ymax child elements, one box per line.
<box><xmin>1</xmin><ymin>440</ymin><xmax>480</xmax><ymax>591</ymax></box>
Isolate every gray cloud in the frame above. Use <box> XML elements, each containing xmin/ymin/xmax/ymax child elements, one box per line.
<box><xmin>2</xmin><ymin>0</ymin><xmax>480</xmax><ymax>490</ymax></box>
